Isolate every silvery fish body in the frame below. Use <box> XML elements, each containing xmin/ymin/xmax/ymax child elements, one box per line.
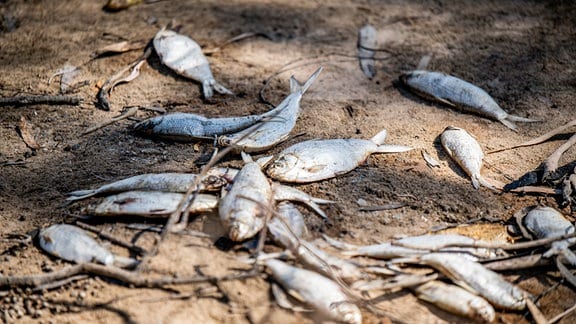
<box><xmin>265</xmin><ymin>259</ymin><xmax>362</xmax><ymax>324</ymax></box>
<box><xmin>91</xmin><ymin>191</ymin><xmax>218</xmax><ymax>217</ymax></box>
<box><xmin>132</xmin><ymin>112</ymin><xmax>265</xmax><ymax>141</ymax></box>
<box><xmin>266</xmin><ymin>129</ymin><xmax>412</xmax><ymax>183</ymax></box>
<box><xmin>294</xmin><ymin>241</ymin><xmax>365</xmax><ymax>283</ymax></box>
<box><xmin>358</xmin><ymin>25</ymin><xmax>377</xmax><ymax>79</ymax></box>
<box><xmin>67</xmin><ymin>168</ymin><xmax>237</xmax><ymax>201</ymax></box>
<box><xmin>420</xmin><ymin>253</ymin><xmax>527</xmax><ymax>310</ymax></box>
<box><xmin>400</xmin><ymin>70</ymin><xmax>537</xmax><ymax>130</ymax></box>
<box><xmin>39</xmin><ymin>224</ymin><xmax>115</xmax><ymax>265</ymax></box>
<box><xmin>522</xmin><ymin>206</ymin><xmax>576</xmax><ymax>262</ymax></box>
<box><xmin>218</xmin><ymin>67</ymin><xmax>322</xmax><ymax>153</ymax></box>
<box><xmin>441</xmin><ymin>126</ymin><xmax>496</xmax><ymax>190</ymax></box>
<box><xmin>412</xmin><ymin>280</ymin><xmax>496</xmax><ymax>323</ymax></box>
<box><xmin>267</xmin><ymin>202</ymin><xmax>307</xmax><ymax>248</ymax></box>
<box><xmin>219</xmin><ymin>152</ymin><xmax>273</xmax><ymax>241</ymax></box>
<box><xmin>153</xmin><ymin>29</ymin><xmax>233</xmax><ymax>99</ymax></box>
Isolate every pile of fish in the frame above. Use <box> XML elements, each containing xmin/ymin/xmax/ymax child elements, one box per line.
<box><xmin>30</xmin><ymin>25</ymin><xmax>576</xmax><ymax>323</ymax></box>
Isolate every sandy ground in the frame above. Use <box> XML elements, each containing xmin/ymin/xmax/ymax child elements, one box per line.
<box><xmin>1</xmin><ymin>0</ymin><xmax>575</xmax><ymax>323</ymax></box>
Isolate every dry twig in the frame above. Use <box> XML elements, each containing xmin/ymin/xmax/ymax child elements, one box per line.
<box><xmin>0</xmin><ymin>95</ymin><xmax>81</xmax><ymax>107</ymax></box>
<box><xmin>80</xmin><ymin>106</ymin><xmax>138</xmax><ymax>136</ymax></box>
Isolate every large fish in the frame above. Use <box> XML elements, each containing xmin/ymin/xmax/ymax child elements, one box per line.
<box><xmin>400</xmin><ymin>70</ymin><xmax>538</xmax><ymax>130</ymax></box>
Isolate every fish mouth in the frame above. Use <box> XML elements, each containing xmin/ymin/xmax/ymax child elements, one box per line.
<box><xmin>229</xmin><ymin>222</ymin><xmax>252</xmax><ymax>242</ymax></box>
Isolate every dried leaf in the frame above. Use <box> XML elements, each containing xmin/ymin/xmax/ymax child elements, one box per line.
<box><xmin>421</xmin><ymin>150</ymin><xmax>440</xmax><ymax>168</ymax></box>
<box><xmin>18</xmin><ymin>116</ymin><xmax>39</xmax><ymax>150</ymax></box>
<box><xmin>91</xmin><ymin>40</ymin><xmax>147</xmax><ymax>58</ymax></box>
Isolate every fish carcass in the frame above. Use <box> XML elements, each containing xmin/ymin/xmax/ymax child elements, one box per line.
<box><xmin>266</xmin><ymin>128</ymin><xmax>411</xmax><ymax>183</ymax></box>
<box><xmin>153</xmin><ymin>28</ymin><xmax>233</xmax><ymax>99</ymax></box>
<box><xmin>441</xmin><ymin>126</ymin><xmax>499</xmax><ymax>191</ymax></box>
<box><xmin>400</xmin><ymin>70</ymin><xmax>537</xmax><ymax>130</ymax></box>
<box><xmin>218</xmin><ymin>67</ymin><xmax>323</xmax><ymax>153</ymax></box>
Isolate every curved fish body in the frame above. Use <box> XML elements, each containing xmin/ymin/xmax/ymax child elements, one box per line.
<box><xmin>39</xmin><ymin>224</ymin><xmax>115</xmax><ymax>265</ymax></box>
<box><xmin>218</xmin><ymin>67</ymin><xmax>323</xmax><ymax>153</ymax></box>
<box><xmin>90</xmin><ymin>191</ymin><xmax>218</xmax><ymax>217</ymax></box>
<box><xmin>153</xmin><ymin>29</ymin><xmax>233</xmax><ymax>99</ymax></box>
<box><xmin>412</xmin><ymin>280</ymin><xmax>496</xmax><ymax>323</ymax></box>
<box><xmin>67</xmin><ymin>168</ymin><xmax>237</xmax><ymax>201</ymax></box>
<box><xmin>266</xmin><ymin>129</ymin><xmax>412</xmax><ymax>183</ymax></box>
<box><xmin>400</xmin><ymin>70</ymin><xmax>537</xmax><ymax>130</ymax></box>
<box><xmin>441</xmin><ymin>126</ymin><xmax>497</xmax><ymax>190</ymax></box>
<box><xmin>268</xmin><ymin>202</ymin><xmax>307</xmax><ymax>248</ymax></box>
<box><xmin>294</xmin><ymin>241</ymin><xmax>365</xmax><ymax>283</ymax></box>
<box><xmin>132</xmin><ymin>112</ymin><xmax>265</xmax><ymax>141</ymax></box>
<box><xmin>421</xmin><ymin>253</ymin><xmax>527</xmax><ymax>310</ymax></box>
<box><xmin>522</xmin><ymin>206</ymin><xmax>576</xmax><ymax>262</ymax></box>
<box><xmin>219</xmin><ymin>152</ymin><xmax>273</xmax><ymax>241</ymax></box>
<box><xmin>265</xmin><ymin>259</ymin><xmax>362</xmax><ymax>324</ymax></box>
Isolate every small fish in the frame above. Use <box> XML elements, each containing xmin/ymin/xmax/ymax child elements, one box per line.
<box><xmin>219</xmin><ymin>152</ymin><xmax>274</xmax><ymax>241</ymax></box>
<box><xmin>67</xmin><ymin>168</ymin><xmax>237</xmax><ymax>201</ymax></box>
<box><xmin>153</xmin><ymin>28</ymin><xmax>233</xmax><ymax>99</ymax></box>
<box><xmin>420</xmin><ymin>253</ymin><xmax>527</xmax><ymax>310</ymax></box>
<box><xmin>266</xmin><ymin>128</ymin><xmax>412</xmax><ymax>183</ymax></box>
<box><xmin>265</xmin><ymin>259</ymin><xmax>362</xmax><ymax>324</ymax></box>
<box><xmin>357</xmin><ymin>25</ymin><xmax>377</xmax><ymax>79</ymax></box>
<box><xmin>218</xmin><ymin>67</ymin><xmax>322</xmax><ymax>153</ymax></box>
<box><xmin>268</xmin><ymin>202</ymin><xmax>308</xmax><ymax>248</ymax></box>
<box><xmin>132</xmin><ymin>112</ymin><xmax>266</xmax><ymax>141</ymax></box>
<box><xmin>400</xmin><ymin>71</ymin><xmax>538</xmax><ymax>130</ymax></box>
<box><xmin>412</xmin><ymin>280</ymin><xmax>496</xmax><ymax>323</ymax></box>
<box><xmin>39</xmin><ymin>224</ymin><xmax>137</xmax><ymax>267</ymax></box>
<box><xmin>520</xmin><ymin>206</ymin><xmax>576</xmax><ymax>263</ymax></box>
<box><xmin>90</xmin><ymin>191</ymin><xmax>218</xmax><ymax>217</ymax></box>
<box><xmin>441</xmin><ymin>126</ymin><xmax>498</xmax><ymax>190</ymax></box>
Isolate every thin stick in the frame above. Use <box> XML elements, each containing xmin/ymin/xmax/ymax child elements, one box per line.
<box><xmin>548</xmin><ymin>302</ymin><xmax>576</xmax><ymax>324</ymax></box>
<box><xmin>203</xmin><ymin>32</ymin><xmax>271</xmax><ymax>54</ymax></box>
<box><xmin>543</xmin><ymin>132</ymin><xmax>576</xmax><ymax>177</ymax></box>
<box><xmin>0</xmin><ymin>95</ymin><xmax>81</xmax><ymax>107</ymax></box>
<box><xmin>32</xmin><ymin>274</ymin><xmax>89</xmax><ymax>292</ymax></box>
<box><xmin>525</xmin><ymin>297</ymin><xmax>548</xmax><ymax>324</ymax></box>
<box><xmin>80</xmin><ymin>106</ymin><xmax>138</xmax><ymax>136</ymax></box>
<box><xmin>488</xmin><ymin>119</ymin><xmax>576</xmax><ymax>154</ymax></box>
<box><xmin>75</xmin><ymin>221</ymin><xmax>148</xmax><ymax>255</ymax></box>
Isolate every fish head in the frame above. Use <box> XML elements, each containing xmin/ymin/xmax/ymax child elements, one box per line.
<box><xmin>227</xmin><ymin>208</ymin><xmax>265</xmax><ymax>242</ymax></box>
<box><xmin>228</xmin><ymin>220</ymin><xmax>258</xmax><ymax>242</ymax></box>
<box><xmin>267</xmin><ymin>153</ymin><xmax>299</xmax><ymax>179</ymax></box>
<box><xmin>131</xmin><ymin>119</ymin><xmax>156</xmax><ymax>134</ymax></box>
<box><xmin>330</xmin><ymin>302</ymin><xmax>362</xmax><ymax>324</ymax></box>
<box><xmin>469</xmin><ymin>298</ymin><xmax>496</xmax><ymax>323</ymax></box>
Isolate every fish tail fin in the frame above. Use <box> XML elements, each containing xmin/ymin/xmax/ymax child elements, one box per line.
<box><xmin>499</xmin><ymin>118</ymin><xmax>519</xmax><ymax>132</ymax></box>
<box><xmin>370</xmin><ymin>129</ymin><xmax>387</xmax><ymax>145</ymax></box>
<box><xmin>212</xmin><ymin>80</ymin><xmax>234</xmax><ymax>95</ymax></box>
<box><xmin>290</xmin><ymin>67</ymin><xmax>323</xmax><ymax>95</ymax></box>
<box><xmin>66</xmin><ymin>190</ymin><xmax>97</xmax><ymax>201</ymax></box>
<box><xmin>507</xmin><ymin>114</ymin><xmax>539</xmax><ymax>123</ymax></box>
<box><xmin>374</xmin><ymin>144</ymin><xmax>413</xmax><ymax>154</ymax></box>
<box><xmin>202</xmin><ymin>80</ymin><xmax>214</xmax><ymax>99</ymax></box>
<box><xmin>113</xmin><ymin>256</ymin><xmax>141</xmax><ymax>269</ymax></box>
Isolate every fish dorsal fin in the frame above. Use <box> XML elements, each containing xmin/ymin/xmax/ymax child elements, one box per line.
<box><xmin>370</xmin><ymin>129</ymin><xmax>388</xmax><ymax>145</ymax></box>
<box><xmin>241</xmin><ymin>151</ymin><xmax>253</xmax><ymax>163</ymax></box>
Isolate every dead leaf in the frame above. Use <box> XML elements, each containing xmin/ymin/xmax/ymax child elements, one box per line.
<box><xmin>18</xmin><ymin>116</ymin><xmax>40</xmax><ymax>150</ymax></box>
<box><xmin>91</xmin><ymin>40</ymin><xmax>147</xmax><ymax>58</ymax></box>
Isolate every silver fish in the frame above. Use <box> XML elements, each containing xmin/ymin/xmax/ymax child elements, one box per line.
<box><xmin>400</xmin><ymin>70</ymin><xmax>538</xmax><ymax>130</ymax></box>
<box><xmin>219</xmin><ymin>152</ymin><xmax>273</xmax><ymax>241</ymax></box>
<box><xmin>271</xmin><ymin>183</ymin><xmax>333</xmax><ymax>219</ymax></box>
<box><xmin>265</xmin><ymin>259</ymin><xmax>362</xmax><ymax>324</ymax></box>
<box><xmin>520</xmin><ymin>206</ymin><xmax>576</xmax><ymax>262</ymax></box>
<box><xmin>268</xmin><ymin>202</ymin><xmax>307</xmax><ymax>248</ymax></box>
<box><xmin>420</xmin><ymin>253</ymin><xmax>527</xmax><ymax>310</ymax></box>
<box><xmin>266</xmin><ymin>128</ymin><xmax>412</xmax><ymax>183</ymax></box>
<box><xmin>358</xmin><ymin>25</ymin><xmax>377</xmax><ymax>79</ymax></box>
<box><xmin>153</xmin><ymin>28</ymin><xmax>233</xmax><ymax>99</ymax></box>
<box><xmin>67</xmin><ymin>168</ymin><xmax>238</xmax><ymax>201</ymax></box>
<box><xmin>91</xmin><ymin>191</ymin><xmax>218</xmax><ymax>217</ymax></box>
<box><xmin>39</xmin><ymin>224</ymin><xmax>137</xmax><ymax>267</ymax></box>
<box><xmin>412</xmin><ymin>280</ymin><xmax>495</xmax><ymax>323</ymax></box>
<box><xmin>131</xmin><ymin>112</ymin><xmax>267</xmax><ymax>141</ymax></box>
<box><xmin>218</xmin><ymin>67</ymin><xmax>322</xmax><ymax>153</ymax></box>
<box><xmin>441</xmin><ymin>126</ymin><xmax>497</xmax><ymax>190</ymax></box>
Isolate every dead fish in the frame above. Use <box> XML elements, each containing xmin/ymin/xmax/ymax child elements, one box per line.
<box><xmin>420</xmin><ymin>253</ymin><xmax>527</xmax><ymax>310</ymax></box>
<box><xmin>268</xmin><ymin>202</ymin><xmax>308</xmax><ymax>248</ymax></box>
<box><xmin>67</xmin><ymin>168</ymin><xmax>237</xmax><ymax>201</ymax></box>
<box><xmin>520</xmin><ymin>206</ymin><xmax>576</xmax><ymax>263</ymax></box>
<box><xmin>357</xmin><ymin>25</ymin><xmax>377</xmax><ymax>79</ymax></box>
<box><xmin>265</xmin><ymin>259</ymin><xmax>362</xmax><ymax>324</ymax></box>
<box><xmin>132</xmin><ymin>112</ymin><xmax>265</xmax><ymax>141</ymax></box>
<box><xmin>220</xmin><ymin>153</ymin><xmax>330</xmax><ymax>241</ymax></box>
<box><xmin>441</xmin><ymin>126</ymin><xmax>498</xmax><ymax>190</ymax></box>
<box><xmin>90</xmin><ymin>191</ymin><xmax>218</xmax><ymax>217</ymax></box>
<box><xmin>153</xmin><ymin>28</ymin><xmax>233</xmax><ymax>99</ymax></box>
<box><xmin>219</xmin><ymin>152</ymin><xmax>274</xmax><ymax>241</ymax></box>
<box><xmin>266</xmin><ymin>128</ymin><xmax>412</xmax><ymax>183</ymax></box>
<box><xmin>400</xmin><ymin>70</ymin><xmax>538</xmax><ymax>130</ymax></box>
<box><xmin>412</xmin><ymin>280</ymin><xmax>496</xmax><ymax>323</ymax></box>
<box><xmin>39</xmin><ymin>224</ymin><xmax>137</xmax><ymax>267</ymax></box>
<box><xmin>218</xmin><ymin>67</ymin><xmax>322</xmax><ymax>153</ymax></box>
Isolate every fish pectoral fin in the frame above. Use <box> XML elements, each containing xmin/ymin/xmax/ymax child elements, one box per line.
<box><xmin>433</xmin><ymin>95</ymin><xmax>457</xmax><ymax>107</ymax></box>
<box><xmin>285</xmin><ymin>288</ymin><xmax>307</xmax><ymax>304</ymax></box>
<box><xmin>306</xmin><ymin>164</ymin><xmax>327</xmax><ymax>173</ymax></box>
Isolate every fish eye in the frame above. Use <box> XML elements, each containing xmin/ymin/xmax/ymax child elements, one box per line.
<box><xmin>272</xmin><ymin>154</ymin><xmax>298</xmax><ymax>170</ymax></box>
